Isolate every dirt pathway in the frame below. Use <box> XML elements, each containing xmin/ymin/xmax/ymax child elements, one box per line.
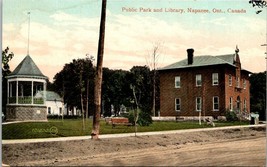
<box><xmin>2</xmin><ymin>126</ymin><xmax>266</xmax><ymax>166</ymax></box>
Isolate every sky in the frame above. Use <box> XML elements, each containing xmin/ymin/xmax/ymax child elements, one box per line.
<box><xmin>3</xmin><ymin>0</ymin><xmax>267</xmax><ymax>81</ymax></box>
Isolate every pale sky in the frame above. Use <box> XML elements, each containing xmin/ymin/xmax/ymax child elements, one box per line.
<box><xmin>3</xmin><ymin>0</ymin><xmax>267</xmax><ymax>81</ymax></box>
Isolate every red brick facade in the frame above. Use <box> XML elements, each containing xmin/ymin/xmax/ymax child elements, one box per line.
<box><xmin>159</xmin><ymin>49</ymin><xmax>250</xmax><ymax>118</ymax></box>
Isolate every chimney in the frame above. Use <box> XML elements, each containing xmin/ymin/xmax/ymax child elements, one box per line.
<box><xmin>187</xmin><ymin>48</ymin><xmax>194</xmax><ymax>65</ymax></box>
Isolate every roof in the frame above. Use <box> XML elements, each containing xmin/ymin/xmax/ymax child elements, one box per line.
<box><xmin>8</xmin><ymin>55</ymin><xmax>47</xmax><ymax>79</ymax></box>
<box><xmin>35</xmin><ymin>91</ymin><xmax>63</xmax><ymax>101</ymax></box>
<box><xmin>159</xmin><ymin>54</ymin><xmax>236</xmax><ymax>71</ymax></box>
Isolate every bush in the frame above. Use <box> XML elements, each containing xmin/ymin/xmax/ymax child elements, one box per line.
<box><xmin>126</xmin><ymin>110</ymin><xmax>135</xmax><ymax>125</ymax></box>
<box><xmin>225</xmin><ymin>111</ymin><xmax>238</xmax><ymax>122</ymax></box>
<box><xmin>126</xmin><ymin>109</ymin><xmax>153</xmax><ymax>126</ymax></box>
<box><xmin>137</xmin><ymin>110</ymin><xmax>153</xmax><ymax>126</ymax></box>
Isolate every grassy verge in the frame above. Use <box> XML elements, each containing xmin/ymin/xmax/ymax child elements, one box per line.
<box><xmin>2</xmin><ymin>119</ymin><xmax>249</xmax><ymax>139</ymax></box>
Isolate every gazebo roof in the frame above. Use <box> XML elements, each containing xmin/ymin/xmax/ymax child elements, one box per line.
<box><xmin>7</xmin><ymin>55</ymin><xmax>47</xmax><ymax>79</ymax></box>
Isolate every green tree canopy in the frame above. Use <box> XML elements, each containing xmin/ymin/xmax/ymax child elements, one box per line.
<box><xmin>249</xmin><ymin>72</ymin><xmax>266</xmax><ymax>120</ymax></box>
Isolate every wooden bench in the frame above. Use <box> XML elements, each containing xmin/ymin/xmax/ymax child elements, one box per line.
<box><xmin>111</xmin><ymin>118</ymin><xmax>132</xmax><ymax>128</ymax></box>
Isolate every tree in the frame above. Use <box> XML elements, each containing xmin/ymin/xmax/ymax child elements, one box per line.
<box><xmin>250</xmin><ymin>72</ymin><xmax>266</xmax><ymax>120</ymax></box>
<box><xmin>102</xmin><ymin>69</ymin><xmax>132</xmax><ymax>117</ymax></box>
<box><xmin>91</xmin><ymin>0</ymin><xmax>107</xmax><ymax>140</ymax></box>
<box><xmin>2</xmin><ymin>47</ymin><xmax>14</xmax><ymax>115</ymax></box>
<box><xmin>146</xmin><ymin>42</ymin><xmax>163</xmax><ymax>116</ymax></box>
<box><xmin>129</xmin><ymin>66</ymin><xmax>153</xmax><ymax>126</ymax></box>
<box><xmin>53</xmin><ymin>58</ymin><xmax>95</xmax><ymax>118</ymax></box>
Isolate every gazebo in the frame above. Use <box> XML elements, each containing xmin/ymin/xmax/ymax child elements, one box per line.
<box><xmin>6</xmin><ymin>55</ymin><xmax>47</xmax><ymax>121</ymax></box>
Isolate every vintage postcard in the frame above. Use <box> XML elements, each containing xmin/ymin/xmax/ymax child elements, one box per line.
<box><xmin>2</xmin><ymin>0</ymin><xmax>266</xmax><ymax>166</ymax></box>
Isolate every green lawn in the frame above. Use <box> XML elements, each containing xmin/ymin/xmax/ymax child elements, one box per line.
<box><xmin>2</xmin><ymin>119</ymin><xmax>249</xmax><ymax>139</ymax></box>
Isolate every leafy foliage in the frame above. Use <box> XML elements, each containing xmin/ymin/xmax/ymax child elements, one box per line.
<box><xmin>53</xmin><ymin>57</ymin><xmax>95</xmax><ymax>116</ymax></box>
<box><xmin>2</xmin><ymin>47</ymin><xmax>14</xmax><ymax>115</ymax></box>
<box><xmin>137</xmin><ymin>110</ymin><xmax>153</xmax><ymax>126</ymax></box>
<box><xmin>249</xmin><ymin>72</ymin><xmax>266</xmax><ymax>120</ymax></box>
<box><xmin>225</xmin><ymin>110</ymin><xmax>238</xmax><ymax>122</ymax></box>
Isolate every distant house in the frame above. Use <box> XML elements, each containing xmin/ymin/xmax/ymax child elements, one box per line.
<box><xmin>35</xmin><ymin>91</ymin><xmax>63</xmax><ymax>116</ymax></box>
<box><xmin>35</xmin><ymin>91</ymin><xmax>81</xmax><ymax>116</ymax></box>
<box><xmin>159</xmin><ymin>47</ymin><xmax>251</xmax><ymax>120</ymax></box>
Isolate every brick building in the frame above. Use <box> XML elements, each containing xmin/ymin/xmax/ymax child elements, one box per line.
<box><xmin>159</xmin><ymin>47</ymin><xmax>251</xmax><ymax>119</ymax></box>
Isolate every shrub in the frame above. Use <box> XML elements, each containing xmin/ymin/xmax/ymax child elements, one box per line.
<box><xmin>126</xmin><ymin>109</ymin><xmax>153</xmax><ymax>126</ymax></box>
<box><xmin>137</xmin><ymin>110</ymin><xmax>153</xmax><ymax>126</ymax></box>
<box><xmin>225</xmin><ymin>110</ymin><xmax>238</xmax><ymax>122</ymax></box>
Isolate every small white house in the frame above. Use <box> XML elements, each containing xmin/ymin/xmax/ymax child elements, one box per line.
<box><xmin>35</xmin><ymin>91</ymin><xmax>64</xmax><ymax>116</ymax></box>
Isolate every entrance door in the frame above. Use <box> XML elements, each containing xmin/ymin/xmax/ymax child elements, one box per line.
<box><xmin>236</xmin><ymin>96</ymin><xmax>240</xmax><ymax>112</ymax></box>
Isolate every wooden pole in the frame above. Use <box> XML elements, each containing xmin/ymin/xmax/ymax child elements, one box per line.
<box><xmin>91</xmin><ymin>0</ymin><xmax>107</xmax><ymax>139</ymax></box>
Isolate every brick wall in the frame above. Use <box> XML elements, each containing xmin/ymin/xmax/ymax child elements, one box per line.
<box><xmin>6</xmin><ymin>105</ymin><xmax>47</xmax><ymax>122</ymax></box>
<box><xmin>159</xmin><ymin>65</ymin><xmax>250</xmax><ymax>118</ymax></box>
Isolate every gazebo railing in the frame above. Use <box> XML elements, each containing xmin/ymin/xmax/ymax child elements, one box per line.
<box><xmin>34</xmin><ymin>98</ymin><xmax>44</xmax><ymax>104</ymax></box>
<box><xmin>8</xmin><ymin>96</ymin><xmax>44</xmax><ymax>105</ymax></box>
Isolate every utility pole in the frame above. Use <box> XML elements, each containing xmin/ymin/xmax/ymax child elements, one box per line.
<box><xmin>261</xmin><ymin>6</ymin><xmax>267</xmax><ymax>124</ymax></box>
<box><xmin>91</xmin><ymin>0</ymin><xmax>107</xmax><ymax>140</ymax></box>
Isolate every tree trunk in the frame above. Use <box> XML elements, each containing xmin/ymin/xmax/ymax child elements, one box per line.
<box><xmin>81</xmin><ymin>91</ymin><xmax>85</xmax><ymax>130</ymax></box>
<box><xmin>86</xmin><ymin>80</ymin><xmax>89</xmax><ymax>119</ymax></box>
<box><xmin>152</xmin><ymin>69</ymin><xmax>156</xmax><ymax>116</ymax></box>
<box><xmin>91</xmin><ymin>0</ymin><xmax>107</xmax><ymax>140</ymax></box>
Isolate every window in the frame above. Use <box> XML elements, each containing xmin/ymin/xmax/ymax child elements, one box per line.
<box><xmin>48</xmin><ymin>107</ymin><xmax>51</xmax><ymax>114</ymax></box>
<box><xmin>196</xmin><ymin>97</ymin><xmax>202</xmax><ymax>111</ymax></box>
<box><xmin>229</xmin><ymin>97</ymin><xmax>233</xmax><ymax>111</ymax></box>
<box><xmin>229</xmin><ymin>75</ymin><xmax>232</xmax><ymax>86</ymax></box>
<box><xmin>213</xmin><ymin>96</ymin><xmax>219</xmax><ymax>111</ymax></box>
<box><xmin>59</xmin><ymin>107</ymin><xmax>62</xmax><ymax>115</ymax></box>
<box><xmin>243</xmin><ymin>79</ymin><xmax>246</xmax><ymax>89</ymax></box>
<box><xmin>244</xmin><ymin>99</ymin><xmax>247</xmax><ymax>112</ymax></box>
<box><xmin>212</xmin><ymin>73</ymin><xmax>219</xmax><ymax>85</ymax></box>
<box><xmin>175</xmin><ymin>98</ymin><xmax>181</xmax><ymax>111</ymax></box>
<box><xmin>175</xmin><ymin>76</ymin><xmax>181</xmax><ymax>88</ymax></box>
<box><xmin>236</xmin><ymin>77</ymin><xmax>240</xmax><ymax>88</ymax></box>
<box><xmin>196</xmin><ymin>74</ymin><xmax>202</xmax><ymax>86</ymax></box>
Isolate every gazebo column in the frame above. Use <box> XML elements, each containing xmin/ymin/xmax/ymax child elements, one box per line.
<box><xmin>7</xmin><ymin>80</ymin><xmax>9</xmax><ymax>104</ymax></box>
<box><xmin>43</xmin><ymin>81</ymin><xmax>46</xmax><ymax>105</ymax></box>
<box><xmin>31</xmin><ymin>81</ymin><xmax>34</xmax><ymax>104</ymax></box>
<box><xmin>16</xmin><ymin>80</ymin><xmax>18</xmax><ymax>104</ymax></box>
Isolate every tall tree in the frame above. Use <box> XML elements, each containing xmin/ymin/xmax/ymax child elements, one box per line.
<box><xmin>91</xmin><ymin>0</ymin><xmax>107</xmax><ymax>139</ymax></box>
<box><xmin>2</xmin><ymin>47</ymin><xmax>14</xmax><ymax>115</ymax></box>
<box><xmin>250</xmin><ymin>72</ymin><xmax>266</xmax><ymax>120</ymax></box>
<box><xmin>53</xmin><ymin>58</ymin><xmax>94</xmax><ymax>117</ymax></box>
<box><xmin>129</xmin><ymin>66</ymin><xmax>153</xmax><ymax>126</ymax></box>
<box><xmin>102</xmin><ymin>69</ymin><xmax>131</xmax><ymax>117</ymax></box>
<box><xmin>146</xmin><ymin>42</ymin><xmax>163</xmax><ymax>116</ymax></box>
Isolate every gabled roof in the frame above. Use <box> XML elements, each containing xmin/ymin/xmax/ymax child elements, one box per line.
<box><xmin>159</xmin><ymin>54</ymin><xmax>236</xmax><ymax>71</ymax></box>
<box><xmin>35</xmin><ymin>91</ymin><xmax>63</xmax><ymax>101</ymax></box>
<box><xmin>8</xmin><ymin>55</ymin><xmax>47</xmax><ymax>79</ymax></box>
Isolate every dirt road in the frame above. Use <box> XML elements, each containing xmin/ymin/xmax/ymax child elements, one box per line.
<box><xmin>2</xmin><ymin>126</ymin><xmax>266</xmax><ymax>166</ymax></box>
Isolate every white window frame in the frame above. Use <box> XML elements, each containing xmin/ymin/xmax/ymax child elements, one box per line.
<box><xmin>236</xmin><ymin>77</ymin><xmax>240</xmax><ymax>88</ymax></box>
<box><xmin>229</xmin><ymin>97</ymin><xmax>233</xmax><ymax>111</ymax></box>
<box><xmin>243</xmin><ymin>79</ymin><xmax>246</xmax><ymax>89</ymax></box>
<box><xmin>212</xmin><ymin>73</ymin><xmax>219</xmax><ymax>86</ymax></box>
<box><xmin>196</xmin><ymin>97</ymin><xmax>202</xmax><ymax>112</ymax></box>
<box><xmin>48</xmin><ymin>107</ymin><xmax>51</xmax><ymax>114</ymax></box>
<box><xmin>175</xmin><ymin>98</ymin><xmax>181</xmax><ymax>111</ymax></box>
<box><xmin>229</xmin><ymin>75</ymin><xmax>232</xmax><ymax>86</ymax></box>
<box><xmin>244</xmin><ymin>99</ymin><xmax>247</xmax><ymax>112</ymax></box>
<box><xmin>175</xmin><ymin>76</ymin><xmax>181</xmax><ymax>88</ymax></box>
<box><xmin>196</xmin><ymin>74</ymin><xmax>202</xmax><ymax>87</ymax></box>
<box><xmin>213</xmin><ymin>96</ymin><xmax>219</xmax><ymax>111</ymax></box>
